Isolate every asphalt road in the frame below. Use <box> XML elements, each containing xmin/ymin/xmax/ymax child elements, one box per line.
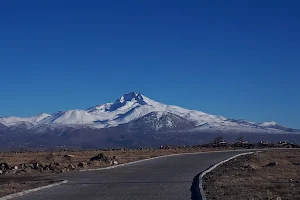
<box><xmin>15</xmin><ymin>150</ymin><xmax>252</xmax><ymax>200</ymax></box>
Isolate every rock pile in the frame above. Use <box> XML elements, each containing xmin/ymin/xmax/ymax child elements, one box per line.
<box><xmin>0</xmin><ymin>161</ymin><xmax>80</xmax><ymax>175</ymax></box>
<box><xmin>0</xmin><ymin>153</ymin><xmax>118</xmax><ymax>175</ymax></box>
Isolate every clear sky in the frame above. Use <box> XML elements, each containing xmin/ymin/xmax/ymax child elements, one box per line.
<box><xmin>0</xmin><ymin>1</ymin><xmax>299</xmax><ymax>128</ymax></box>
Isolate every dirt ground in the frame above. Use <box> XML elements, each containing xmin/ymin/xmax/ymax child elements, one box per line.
<box><xmin>203</xmin><ymin>149</ymin><xmax>300</xmax><ymax>200</ymax></box>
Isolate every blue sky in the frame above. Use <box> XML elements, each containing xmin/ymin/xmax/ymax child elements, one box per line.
<box><xmin>0</xmin><ymin>1</ymin><xmax>299</xmax><ymax>128</ymax></box>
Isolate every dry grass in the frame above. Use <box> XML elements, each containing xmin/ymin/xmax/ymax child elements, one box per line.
<box><xmin>203</xmin><ymin>149</ymin><xmax>300</xmax><ymax>200</ymax></box>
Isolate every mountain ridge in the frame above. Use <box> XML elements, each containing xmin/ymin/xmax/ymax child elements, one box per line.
<box><xmin>0</xmin><ymin>92</ymin><xmax>299</xmax><ymax>133</ymax></box>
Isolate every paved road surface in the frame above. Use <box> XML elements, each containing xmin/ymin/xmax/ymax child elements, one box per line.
<box><xmin>15</xmin><ymin>150</ymin><xmax>252</xmax><ymax>200</ymax></box>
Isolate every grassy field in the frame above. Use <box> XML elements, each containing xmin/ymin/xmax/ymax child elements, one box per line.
<box><xmin>203</xmin><ymin>149</ymin><xmax>300</xmax><ymax>200</ymax></box>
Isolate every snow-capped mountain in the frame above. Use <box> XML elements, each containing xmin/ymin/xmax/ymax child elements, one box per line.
<box><xmin>0</xmin><ymin>92</ymin><xmax>299</xmax><ymax>150</ymax></box>
<box><xmin>43</xmin><ymin>91</ymin><xmax>226</xmax><ymax>129</ymax></box>
<box><xmin>0</xmin><ymin>92</ymin><xmax>298</xmax><ymax>133</ymax></box>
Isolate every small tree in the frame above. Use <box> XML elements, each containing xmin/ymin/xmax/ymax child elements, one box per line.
<box><xmin>213</xmin><ymin>136</ymin><xmax>224</xmax><ymax>144</ymax></box>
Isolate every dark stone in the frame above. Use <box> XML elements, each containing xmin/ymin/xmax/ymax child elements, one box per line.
<box><xmin>44</xmin><ymin>166</ymin><xmax>50</xmax><ymax>171</ymax></box>
<box><xmin>78</xmin><ymin>162</ymin><xmax>87</xmax><ymax>167</ymax></box>
<box><xmin>38</xmin><ymin>166</ymin><xmax>44</xmax><ymax>172</ymax></box>
<box><xmin>293</xmin><ymin>162</ymin><xmax>300</xmax><ymax>166</ymax></box>
<box><xmin>265</xmin><ymin>162</ymin><xmax>277</xmax><ymax>167</ymax></box>
<box><xmin>90</xmin><ymin>153</ymin><xmax>109</xmax><ymax>162</ymax></box>
<box><xmin>0</xmin><ymin>162</ymin><xmax>9</xmax><ymax>171</ymax></box>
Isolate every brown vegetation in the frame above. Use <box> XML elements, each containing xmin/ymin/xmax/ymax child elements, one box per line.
<box><xmin>203</xmin><ymin>149</ymin><xmax>300</xmax><ymax>200</ymax></box>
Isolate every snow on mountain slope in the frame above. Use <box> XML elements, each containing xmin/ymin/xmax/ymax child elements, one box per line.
<box><xmin>40</xmin><ymin>110</ymin><xmax>95</xmax><ymax>125</ymax></box>
<box><xmin>255</xmin><ymin>121</ymin><xmax>299</xmax><ymax>133</ymax></box>
<box><xmin>0</xmin><ymin>113</ymin><xmax>50</xmax><ymax>126</ymax></box>
<box><xmin>165</xmin><ymin>105</ymin><xmax>226</xmax><ymax>126</ymax></box>
<box><xmin>122</xmin><ymin>111</ymin><xmax>195</xmax><ymax>132</ymax></box>
<box><xmin>259</xmin><ymin>121</ymin><xmax>278</xmax><ymax>127</ymax></box>
<box><xmin>30</xmin><ymin>113</ymin><xmax>51</xmax><ymax>122</ymax></box>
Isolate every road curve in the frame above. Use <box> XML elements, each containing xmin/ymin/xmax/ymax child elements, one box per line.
<box><xmin>14</xmin><ymin>150</ymin><xmax>253</xmax><ymax>200</ymax></box>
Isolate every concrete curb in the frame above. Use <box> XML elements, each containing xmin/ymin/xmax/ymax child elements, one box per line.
<box><xmin>199</xmin><ymin>152</ymin><xmax>255</xmax><ymax>200</ymax></box>
<box><xmin>0</xmin><ymin>180</ymin><xmax>68</xmax><ymax>200</ymax></box>
<box><xmin>80</xmin><ymin>149</ymin><xmax>256</xmax><ymax>172</ymax></box>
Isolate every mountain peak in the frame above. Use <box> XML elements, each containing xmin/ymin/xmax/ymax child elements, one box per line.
<box><xmin>118</xmin><ymin>91</ymin><xmax>143</xmax><ymax>103</ymax></box>
<box><xmin>107</xmin><ymin>92</ymin><xmax>148</xmax><ymax>111</ymax></box>
<box><xmin>86</xmin><ymin>91</ymin><xmax>161</xmax><ymax>115</ymax></box>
